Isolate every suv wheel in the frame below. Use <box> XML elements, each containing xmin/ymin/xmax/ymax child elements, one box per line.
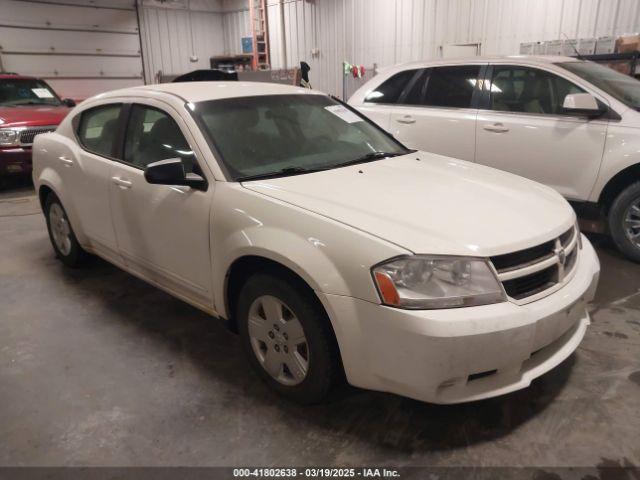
<box><xmin>44</xmin><ymin>193</ymin><xmax>87</xmax><ymax>267</ymax></box>
<box><xmin>609</xmin><ymin>181</ymin><xmax>640</xmax><ymax>262</ymax></box>
<box><xmin>236</xmin><ymin>272</ymin><xmax>340</xmax><ymax>404</ymax></box>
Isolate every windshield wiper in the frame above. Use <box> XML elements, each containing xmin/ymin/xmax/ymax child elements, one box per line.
<box><xmin>237</xmin><ymin>166</ymin><xmax>329</xmax><ymax>182</ymax></box>
<box><xmin>334</xmin><ymin>150</ymin><xmax>411</xmax><ymax>168</ymax></box>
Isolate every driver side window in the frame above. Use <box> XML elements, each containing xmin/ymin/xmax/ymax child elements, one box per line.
<box><xmin>124</xmin><ymin>104</ymin><xmax>198</xmax><ymax>173</ymax></box>
<box><xmin>489</xmin><ymin>66</ymin><xmax>585</xmax><ymax>115</ymax></box>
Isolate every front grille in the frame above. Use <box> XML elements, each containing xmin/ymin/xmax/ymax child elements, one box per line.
<box><xmin>502</xmin><ymin>265</ymin><xmax>558</xmax><ymax>300</ymax></box>
<box><xmin>491</xmin><ymin>240</ymin><xmax>555</xmax><ymax>272</ymax></box>
<box><xmin>490</xmin><ymin>225</ymin><xmax>579</xmax><ymax>302</ymax></box>
<box><xmin>19</xmin><ymin>126</ymin><xmax>57</xmax><ymax>146</ymax></box>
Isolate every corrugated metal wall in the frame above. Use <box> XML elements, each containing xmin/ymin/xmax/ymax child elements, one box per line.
<box><xmin>222</xmin><ymin>0</ymin><xmax>251</xmax><ymax>54</ymax></box>
<box><xmin>138</xmin><ymin>0</ymin><xmax>225</xmax><ymax>82</ymax></box>
<box><xmin>261</xmin><ymin>0</ymin><xmax>640</xmax><ymax>96</ymax></box>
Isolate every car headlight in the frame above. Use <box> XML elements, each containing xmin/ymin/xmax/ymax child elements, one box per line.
<box><xmin>372</xmin><ymin>255</ymin><xmax>506</xmax><ymax>309</ymax></box>
<box><xmin>0</xmin><ymin>128</ymin><xmax>20</xmax><ymax>147</ymax></box>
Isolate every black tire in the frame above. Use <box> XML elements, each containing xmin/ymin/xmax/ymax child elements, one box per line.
<box><xmin>44</xmin><ymin>193</ymin><xmax>87</xmax><ymax>268</ymax></box>
<box><xmin>237</xmin><ymin>271</ymin><xmax>340</xmax><ymax>404</ymax></box>
<box><xmin>608</xmin><ymin>181</ymin><xmax>640</xmax><ymax>263</ymax></box>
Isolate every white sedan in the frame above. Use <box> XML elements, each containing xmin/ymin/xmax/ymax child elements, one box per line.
<box><xmin>33</xmin><ymin>82</ymin><xmax>600</xmax><ymax>404</ymax></box>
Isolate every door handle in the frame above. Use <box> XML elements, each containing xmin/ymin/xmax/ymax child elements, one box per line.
<box><xmin>111</xmin><ymin>176</ymin><xmax>132</xmax><ymax>189</ymax></box>
<box><xmin>396</xmin><ymin>115</ymin><xmax>416</xmax><ymax>124</ymax></box>
<box><xmin>58</xmin><ymin>155</ymin><xmax>74</xmax><ymax>167</ymax></box>
<box><xmin>483</xmin><ymin>122</ymin><xmax>509</xmax><ymax>133</ymax></box>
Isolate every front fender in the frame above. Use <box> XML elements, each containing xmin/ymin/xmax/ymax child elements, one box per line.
<box><xmin>589</xmin><ymin>125</ymin><xmax>640</xmax><ymax>202</ymax></box>
<box><xmin>211</xmin><ymin>183</ymin><xmax>408</xmax><ymax>319</ymax></box>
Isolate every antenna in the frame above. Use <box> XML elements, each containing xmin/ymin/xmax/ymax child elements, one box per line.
<box><xmin>561</xmin><ymin>32</ymin><xmax>584</xmax><ymax>60</ymax></box>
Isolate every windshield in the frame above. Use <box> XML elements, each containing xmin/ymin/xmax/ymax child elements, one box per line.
<box><xmin>0</xmin><ymin>78</ymin><xmax>62</xmax><ymax>107</ymax></box>
<box><xmin>191</xmin><ymin>94</ymin><xmax>409</xmax><ymax>181</ymax></box>
<box><xmin>558</xmin><ymin>61</ymin><xmax>640</xmax><ymax>110</ymax></box>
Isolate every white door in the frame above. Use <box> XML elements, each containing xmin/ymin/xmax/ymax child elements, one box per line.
<box><xmin>355</xmin><ymin>68</ymin><xmax>422</xmax><ymax>130</ymax></box>
<box><xmin>388</xmin><ymin>65</ymin><xmax>483</xmax><ymax>162</ymax></box>
<box><xmin>475</xmin><ymin>65</ymin><xmax>608</xmax><ymax>201</ymax></box>
<box><xmin>67</xmin><ymin>103</ymin><xmax>123</xmax><ymax>259</ymax></box>
<box><xmin>108</xmin><ymin>102</ymin><xmax>214</xmax><ymax>309</ymax></box>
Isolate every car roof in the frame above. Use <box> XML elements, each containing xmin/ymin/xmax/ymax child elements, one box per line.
<box><xmin>379</xmin><ymin>54</ymin><xmax>581</xmax><ymax>72</ymax></box>
<box><xmin>0</xmin><ymin>73</ymin><xmax>38</xmax><ymax>80</ymax></box>
<box><xmin>95</xmin><ymin>81</ymin><xmax>326</xmax><ymax>103</ymax></box>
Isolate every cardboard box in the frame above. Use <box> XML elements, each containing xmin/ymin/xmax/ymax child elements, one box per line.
<box><xmin>547</xmin><ymin>40</ymin><xmax>564</xmax><ymax>55</ymax></box>
<box><xmin>561</xmin><ymin>39</ymin><xmax>579</xmax><ymax>56</ymax></box>
<box><xmin>615</xmin><ymin>34</ymin><xmax>640</xmax><ymax>53</ymax></box>
<box><xmin>578</xmin><ymin>38</ymin><xmax>596</xmax><ymax>55</ymax></box>
<box><xmin>519</xmin><ymin>42</ymin><xmax>534</xmax><ymax>55</ymax></box>
<box><xmin>532</xmin><ymin>42</ymin><xmax>546</xmax><ymax>55</ymax></box>
<box><xmin>596</xmin><ymin>36</ymin><xmax>615</xmax><ymax>54</ymax></box>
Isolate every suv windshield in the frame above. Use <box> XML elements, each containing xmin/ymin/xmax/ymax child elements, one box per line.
<box><xmin>191</xmin><ymin>94</ymin><xmax>409</xmax><ymax>181</ymax></box>
<box><xmin>558</xmin><ymin>61</ymin><xmax>640</xmax><ymax>110</ymax></box>
<box><xmin>0</xmin><ymin>78</ymin><xmax>62</xmax><ymax>107</ymax></box>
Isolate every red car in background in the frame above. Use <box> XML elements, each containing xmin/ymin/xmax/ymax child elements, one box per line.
<box><xmin>0</xmin><ymin>74</ymin><xmax>75</xmax><ymax>179</ymax></box>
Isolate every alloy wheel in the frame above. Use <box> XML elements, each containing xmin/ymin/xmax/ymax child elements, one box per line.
<box><xmin>49</xmin><ymin>203</ymin><xmax>72</xmax><ymax>256</ymax></box>
<box><xmin>247</xmin><ymin>295</ymin><xmax>309</xmax><ymax>386</ymax></box>
<box><xmin>624</xmin><ymin>199</ymin><xmax>640</xmax><ymax>248</ymax></box>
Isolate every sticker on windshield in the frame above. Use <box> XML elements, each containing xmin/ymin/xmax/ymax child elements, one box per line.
<box><xmin>32</xmin><ymin>88</ymin><xmax>54</xmax><ymax>99</ymax></box>
<box><xmin>325</xmin><ymin>105</ymin><xmax>363</xmax><ymax>123</ymax></box>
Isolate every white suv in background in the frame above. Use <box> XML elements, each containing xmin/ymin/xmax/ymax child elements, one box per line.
<box><xmin>349</xmin><ymin>56</ymin><xmax>640</xmax><ymax>262</ymax></box>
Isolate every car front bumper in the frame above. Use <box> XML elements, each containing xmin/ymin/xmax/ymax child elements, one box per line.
<box><xmin>318</xmin><ymin>234</ymin><xmax>600</xmax><ymax>404</ymax></box>
<box><xmin>0</xmin><ymin>147</ymin><xmax>32</xmax><ymax>175</ymax></box>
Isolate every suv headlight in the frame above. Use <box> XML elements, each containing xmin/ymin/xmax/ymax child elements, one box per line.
<box><xmin>372</xmin><ymin>255</ymin><xmax>506</xmax><ymax>309</ymax></box>
<box><xmin>0</xmin><ymin>128</ymin><xmax>20</xmax><ymax>147</ymax></box>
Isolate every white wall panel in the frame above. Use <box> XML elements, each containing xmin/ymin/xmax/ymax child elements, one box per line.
<box><xmin>138</xmin><ymin>1</ymin><xmax>225</xmax><ymax>82</ymax></box>
<box><xmin>0</xmin><ymin>0</ymin><xmax>143</xmax><ymax>99</ymax></box>
<box><xmin>222</xmin><ymin>8</ymin><xmax>251</xmax><ymax>54</ymax></box>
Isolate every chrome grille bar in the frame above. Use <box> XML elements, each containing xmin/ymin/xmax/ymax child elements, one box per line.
<box><xmin>490</xmin><ymin>225</ymin><xmax>580</xmax><ymax>302</ymax></box>
<box><xmin>19</xmin><ymin>126</ymin><xmax>57</xmax><ymax>146</ymax></box>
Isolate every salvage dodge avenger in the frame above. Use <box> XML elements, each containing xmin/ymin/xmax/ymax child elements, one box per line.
<box><xmin>32</xmin><ymin>82</ymin><xmax>600</xmax><ymax>404</ymax></box>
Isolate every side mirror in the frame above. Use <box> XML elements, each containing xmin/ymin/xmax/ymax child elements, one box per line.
<box><xmin>62</xmin><ymin>98</ymin><xmax>76</xmax><ymax>107</ymax></box>
<box><xmin>562</xmin><ymin>93</ymin><xmax>605</xmax><ymax>118</ymax></box>
<box><xmin>144</xmin><ymin>158</ymin><xmax>207</xmax><ymax>191</ymax></box>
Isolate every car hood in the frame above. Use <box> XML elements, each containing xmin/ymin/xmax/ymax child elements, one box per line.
<box><xmin>242</xmin><ymin>153</ymin><xmax>575</xmax><ymax>256</ymax></box>
<box><xmin>0</xmin><ymin>105</ymin><xmax>71</xmax><ymax>128</ymax></box>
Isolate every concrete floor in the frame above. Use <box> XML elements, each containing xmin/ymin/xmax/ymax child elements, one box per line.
<box><xmin>1</xmin><ymin>178</ymin><xmax>639</xmax><ymax>468</ymax></box>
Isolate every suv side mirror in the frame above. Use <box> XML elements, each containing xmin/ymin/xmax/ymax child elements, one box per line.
<box><xmin>144</xmin><ymin>158</ymin><xmax>207</xmax><ymax>191</ymax></box>
<box><xmin>562</xmin><ymin>93</ymin><xmax>605</xmax><ymax>118</ymax></box>
<box><xmin>62</xmin><ymin>98</ymin><xmax>76</xmax><ymax>107</ymax></box>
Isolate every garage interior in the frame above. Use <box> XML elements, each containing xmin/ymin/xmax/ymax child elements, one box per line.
<box><xmin>1</xmin><ymin>0</ymin><xmax>640</xmax><ymax>473</ymax></box>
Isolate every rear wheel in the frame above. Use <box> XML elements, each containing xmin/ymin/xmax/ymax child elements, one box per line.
<box><xmin>608</xmin><ymin>181</ymin><xmax>640</xmax><ymax>263</ymax></box>
<box><xmin>44</xmin><ymin>193</ymin><xmax>87</xmax><ymax>267</ymax></box>
<box><xmin>237</xmin><ymin>272</ymin><xmax>340</xmax><ymax>404</ymax></box>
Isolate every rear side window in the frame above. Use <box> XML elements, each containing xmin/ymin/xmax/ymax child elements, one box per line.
<box><xmin>365</xmin><ymin>69</ymin><xmax>419</xmax><ymax>104</ymax></box>
<box><xmin>124</xmin><ymin>104</ymin><xmax>197</xmax><ymax>172</ymax></box>
<box><xmin>423</xmin><ymin>65</ymin><xmax>481</xmax><ymax>108</ymax></box>
<box><xmin>401</xmin><ymin>69</ymin><xmax>429</xmax><ymax>105</ymax></box>
<box><xmin>489</xmin><ymin>66</ymin><xmax>585</xmax><ymax>115</ymax></box>
<box><xmin>77</xmin><ymin>104</ymin><xmax>122</xmax><ymax>157</ymax></box>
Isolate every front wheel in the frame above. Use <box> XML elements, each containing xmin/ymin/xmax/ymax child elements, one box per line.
<box><xmin>237</xmin><ymin>272</ymin><xmax>340</xmax><ymax>404</ymax></box>
<box><xmin>608</xmin><ymin>181</ymin><xmax>640</xmax><ymax>263</ymax></box>
<box><xmin>44</xmin><ymin>193</ymin><xmax>87</xmax><ymax>267</ymax></box>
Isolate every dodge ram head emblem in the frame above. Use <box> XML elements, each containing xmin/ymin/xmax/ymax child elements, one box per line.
<box><xmin>557</xmin><ymin>247</ymin><xmax>566</xmax><ymax>266</ymax></box>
